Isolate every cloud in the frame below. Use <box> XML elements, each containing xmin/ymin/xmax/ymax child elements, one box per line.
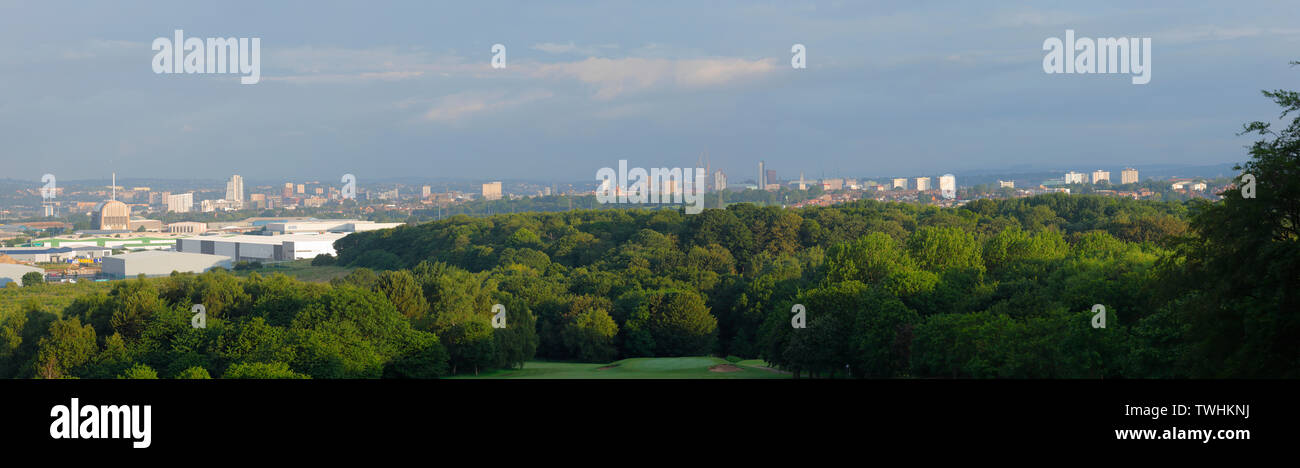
<box><xmin>263</xmin><ymin>46</ymin><xmax>483</xmax><ymax>84</ymax></box>
<box><xmin>423</xmin><ymin>90</ymin><xmax>554</xmax><ymax>123</ymax></box>
<box><xmin>533</xmin><ymin>57</ymin><xmax>777</xmax><ymax>99</ymax></box>
<box><xmin>1158</xmin><ymin>26</ymin><xmax>1300</xmax><ymax>45</ymax></box>
<box><xmin>530</xmin><ymin>42</ymin><xmax>619</xmax><ymax>56</ymax></box>
<box><xmin>265</xmin><ymin>70</ymin><xmax>427</xmax><ymax>84</ymax></box>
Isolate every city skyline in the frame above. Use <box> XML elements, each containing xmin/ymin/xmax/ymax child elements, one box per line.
<box><xmin>2</xmin><ymin>1</ymin><xmax>1296</xmax><ymax>180</ymax></box>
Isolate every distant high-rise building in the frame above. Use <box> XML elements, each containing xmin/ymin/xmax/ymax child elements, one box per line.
<box><xmin>166</xmin><ymin>193</ymin><xmax>194</xmax><ymax>213</ymax></box>
<box><xmin>482</xmin><ymin>181</ymin><xmax>503</xmax><ymax>200</ymax></box>
<box><xmin>422</xmin><ymin>186</ymin><xmax>432</xmax><ymax>198</ymax></box>
<box><xmin>998</xmin><ymin>180</ymin><xmax>1015</xmax><ymax>188</ymax></box>
<box><xmin>758</xmin><ymin>161</ymin><xmax>766</xmax><ymax>189</ymax></box>
<box><xmin>892</xmin><ymin>178</ymin><xmax>908</xmax><ymax>189</ymax></box>
<box><xmin>283</xmin><ymin>182</ymin><xmax>294</xmax><ymax>198</ymax></box>
<box><xmin>713</xmin><ymin>171</ymin><xmax>727</xmax><ymax>191</ymax></box>
<box><xmin>1121</xmin><ymin>168</ymin><xmax>1139</xmax><ymax>185</ymax></box>
<box><xmin>915</xmin><ymin>177</ymin><xmax>931</xmax><ymax>191</ymax></box>
<box><xmin>766</xmin><ymin>169</ymin><xmax>777</xmax><ymax>186</ymax></box>
<box><xmin>798</xmin><ymin>172</ymin><xmax>807</xmax><ymax>190</ymax></box>
<box><xmin>1064</xmin><ymin>171</ymin><xmax>1087</xmax><ymax>184</ymax></box>
<box><xmin>225</xmin><ymin>175</ymin><xmax>244</xmax><ymax>203</ymax></box>
<box><xmin>1092</xmin><ymin>170</ymin><xmax>1111</xmax><ymax>184</ymax></box>
<box><xmin>939</xmin><ymin>174</ymin><xmax>956</xmax><ymax>199</ymax></box>
<box><xmin>297</xmin><ymin>184</ymin><xmax>306</xmax><ymax>195</ymax></box>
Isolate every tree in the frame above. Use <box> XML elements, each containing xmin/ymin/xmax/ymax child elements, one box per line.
<box><xmin>643</xmin><ymin>291</ymin><xmax>717</xmax><ymax>356</ymax></box>
<box><xmin>20</xmin><ymin>271</ymin><xmax>43</xmax><ymax>286</ymax></box>
<box><xmin>223</xmin><ymin>361</ymin><xmax>310</xmax><ymax>379</ymax></box>
<box><xmin>383</xmin><ymin>334</ymin><xmax>450</xmax><ymax>379</ymax></box>
<box><xmin>34</xmin><ymin>317</ymin><xmax>97</xmax><ymax>379</ymax></box>
<box><xmin>562</xmin><ymin>309</ymin><xmax>619</xmax><ymax>362</ymax></box>
<box><xmin>174</xmin><ymin>366</ymin><xmax>212</xmax><ymax>379</ymax></box>
<box><xmin>117</xmin><ymin>363</ymin><xmax>159</xmax><ymax>379</ymax></box>
<box><xmin>443</xmin><ymin>320</ymin><xmax>496</xmax><ymax>375</ymax></box>
<box><xmin>823</xmin><ymin>233</ymin><xmax>915</xmax><ymax>285</ymax></box>
<box><xmin>906</xmin><ymin>226</ymin><xmax>983</xmax><ymax>273</ymax></box>
<box><xmin>492</xmin><ymin>300</ymin><xmax>538</xmax><ymax>369</ymax></box>
<box><xmin>375</xmin><ymin>270</ymin><xmax>429</xmax><ymax>320</ymax></box>
<box><xmin>777</xmin><ymin>281</ymin><xmax>918</xmax><ymax>378</ymax></box>
<box><xmin>1165</xmin><ymin>75</ymin><xmax>1300</xmax><ymax>377</ymax></box>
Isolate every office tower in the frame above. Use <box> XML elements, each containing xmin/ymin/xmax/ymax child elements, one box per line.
<box><xmin>714</xmin><ymin>170</ymin><xmax>727</xmax><ymax>191</ymax></box>
<box><xmin>225</xmin><ymin>175</ymin><xmax>245</xmax><ymax>203</ymax></box>
<box><xmin>422</xmin><ymin>186</ymin><xmax>432</xmax><ymax>198</ymax></box>
<box><xmin>1121</xmin><ymin>168</ymin><xmax>1139</xmax><ymax>185</ymax></box>
<box><xmin>1092</xmin><ymin>170</ymin><xmax>1111</xmax><ymax>184</ymax></box>
<box><xmin>892</xmin><ymin>178</ymin><xmax>908</xmax><ymax>189</ymax></box>
<box><xmin>166</xmin><ymin>193</ymin><xmax>194</xmax><ymax>213</ymax></box>
<box><xmin>482</xmin><ymin>181</ymin><xmax>503</xmax><ymax>200</ymax></box>
<box><xmin>1064</xmin><ymin>171</ymin><xmax>1086</xmax><ymax>184</ymax></box>
<box><xmin>758</xmin><ymin>161</ymin><xmax>766</xmax><ymax>188</ymax></box>
<box><xmin>283</xmin><ymin>182</ymin><xmax>294</xmax><ymax>198</ymax></box>
<box><xmin>766</xmin><ymin>169</ymin><xmax>777</xmax><ymax>186</ymax></box>
<box><xmin>914</xmin><ymin>177</ymin><xmax>932</xmax><ymax>191</ymax></box>
<box><xmin>939</xmin><ymin>174</ymin><xmax>956</xmax><ymax>199</ymax></box>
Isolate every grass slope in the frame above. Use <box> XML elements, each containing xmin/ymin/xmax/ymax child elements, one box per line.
<box><xmin>456</xmin><ymin>357</ymin><xmax>791</xmax><ymax>379</ymax></box>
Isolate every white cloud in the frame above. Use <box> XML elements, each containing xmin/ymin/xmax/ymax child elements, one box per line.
<box><xmin>533</xmin><ymin>57</ymin><xmax>777</xmax><ymax>99</ymax></box>
<box><xmin>264</xmin><ymin>46</ymin><xmax>484</xmax><ymax>84</ymax></box>
<box><xmin>423</xmin><ymin>90</ymin><xmax>554</xmax><ymax>123</ymax></box>
<box><xmin>531</xmin><ymin>42</ymin><xmax>619</xmax><ymax>56</ymax></box>
<box><xmin>1158</xmin><ymin>26</ymin><xmax>1300</xmax><ymax>45</ymax></box>
<box><xmin>265</xmin><ymin>70</ymin><xmax>427</xmax><ymax>84</ymax></box>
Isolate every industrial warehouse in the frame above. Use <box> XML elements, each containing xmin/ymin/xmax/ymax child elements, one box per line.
<box><xmin>0</xmin><ymin>246</ymin><xmax>112</xmax><ymax>263</ymax></box>
<box><xmin>0</xmin><ymin>263</ymin><xmax>45</xmax><ymax>287</ymax></box>
<box><xmin>1</xmin><ymin>217</ymin><xmax>392</xmax><ymax>282</ymax></box>
<box><xmin>100</xmin><ymin>250</ymin><xmax>233</xmax><ymax>278</ymax></box>
<box><xmin>174</xmin><ymin>233</ymin><xmax>346</xmax><ymax>262</ymax></box>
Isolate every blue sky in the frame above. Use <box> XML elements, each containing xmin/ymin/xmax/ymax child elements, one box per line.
<box><xmin>1</xmin><ymin>1</ymin><xmax>1298</xmax><ymax>183</ymax></box>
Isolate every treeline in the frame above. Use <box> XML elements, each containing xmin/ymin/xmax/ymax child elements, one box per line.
<box><xmin>4</xmin><ymin>84</ymin><xmax>1296</xmax><ymax>379</ymax></box>
<box><xmin>326</xmin><ymin>191</ymin><xmax>1218</xmax><ymax>378</ymax></box>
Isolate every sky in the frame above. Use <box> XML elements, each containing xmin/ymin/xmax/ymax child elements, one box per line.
<box><xmin>1</xmin><ymin>1</ymin><xmax>1298</xmax><ymax>183</ymax></box>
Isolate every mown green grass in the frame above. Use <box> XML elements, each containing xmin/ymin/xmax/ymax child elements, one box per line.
<box><xmin>455</xmin><ymin>357</ymin><xmax>791</xmax><ymax>379</ymax></box>
<box><xmin>232</xmin><ymin>259</ymin><xmax>354</xmax><ymax>283</ymax></box>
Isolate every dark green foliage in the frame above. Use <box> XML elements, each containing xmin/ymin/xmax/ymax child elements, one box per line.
<box><xmin>13</xmin><ymin>78</ymin><xmax>1300</xmax><ymax>379</ymax></box>
<box><xmin>21</xmin><ymin>271</ymin><xmax>43</xmax><ymax>286</ymax></box>
<box><xmin>223</xmin><ymin>361</ymin><xmax>310</xmax><ymax>379</ymax></box>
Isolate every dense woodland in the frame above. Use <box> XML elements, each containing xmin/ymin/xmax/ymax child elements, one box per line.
<box><xmin>1</xmin><ymin>87</ymin><xmax>1296</xmax><ymax>379</ymax></box>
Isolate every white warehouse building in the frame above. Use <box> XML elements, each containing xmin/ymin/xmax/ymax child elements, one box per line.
<box><xmin>264</xmin><ymin>219</ymin><xmax>403</xmax><ymax>234</ymax></box>
<box><xmin>101</xmin><ymin>251</ymin><xmax>233</xmax><ymax>278</ymax></box>
<box><xmin>0</xmin><ymin>264</ymin><xmax>45</xmax><ymax>286</ymax></box>
<box><xmin>174</xmin><ymin>233</ymin><xmax>346</xmax><ymax>262</ymax></box>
